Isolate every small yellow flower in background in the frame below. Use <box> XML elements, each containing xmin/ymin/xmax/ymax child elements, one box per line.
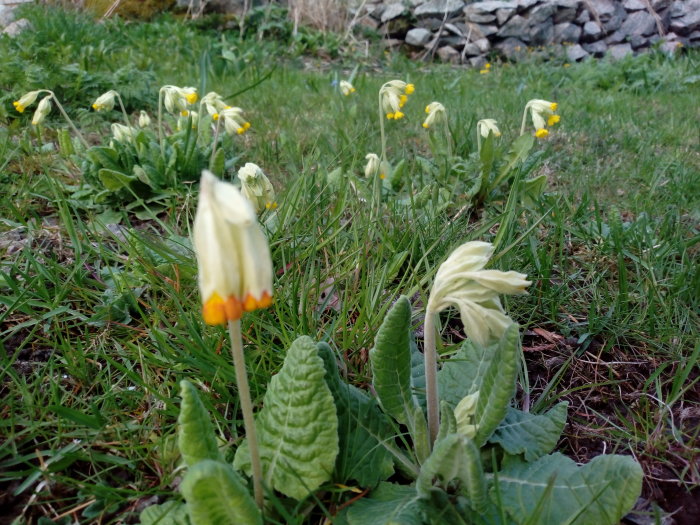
<box><xmin>91</xmin><ymin>90</ymin><xmax>117</xmax><ymax>112</ymax></box>
<box><xmin>14</xmin><ymin>91</ymin><xmax>41</xmax><ymax>113</ymax></box>
<box><xmin>426</xmin><ymin>241</ymin><xmax>531</xmax><ymax>346</ymax></box>
<box><xmin>220</xmin><ymin>107</ymin><xmax>251</xmax><ymax>136</ymax></box>
<box><xmin>111</xmin><ymin>123</ymin><xmax>135</xmax><ymax>142</ymax></box>
<box><xmin>138</xmin><ymin>110</ymin><xmax>151</xmax><ymax>128</ymax></box>
<box><xmin>238</xmin><ymin>162</ymin><xmax>276</xmax><ymax>214</ymax></box>
<box><xmin>524</xmin><ymin>98</ymin><xmax>559</xmax><ymax>138</ymax></box>
<box><xmin>479</xmin><ymin>62</ymin><xmax>492</xmax><ymax>74</ymax></box>
<box><xmin>477</xmin><ymin>119</ymin><xmax>501</xmax><ymax>138</ymax></box>
<box><xmin>364</xmin><ymin>153</ymin><xmax>380</xmax><ymax>178</ymax></box>
<box><xmin>193</xmin><ymin>171</ymin><xmax>274</xmax><ymax>325</ymax></box>
<box><xmin>380</xmin><ymin>80</ymin><xmax>414</xmax><ymax>120</ymax></box>
<box><xmin>563</xmin><ymin>63</ymin><xmax>571</xmax><ymax>68</ymax></box>
<box><xmin>339</xmin><ymin>80</ymin><xmax>356</xmax><ymax>96</ymax></box>
<box><xmin>422</xmin><ymin>101</ymin><xmax>446</xmax><ymax>129</ymax></box>
<box><xmin>31</xmin><ymin>96</ymin><xmax>52</xmax><ymax>125</ymax></box>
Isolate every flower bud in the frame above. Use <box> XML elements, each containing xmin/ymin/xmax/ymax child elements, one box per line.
<box><xmin>238</xmin><ymin>162</ymin><xmax>276</xmax><ymax>214</ymax></box>
<box><xmin>31</xmin><ymin>96</ymin><xmax>52</xmax><ymax>125</ymax></box>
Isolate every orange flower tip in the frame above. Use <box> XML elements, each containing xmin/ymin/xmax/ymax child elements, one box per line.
<box><xmin>224</xmin><ymin>295</ymin><xmax>243</xmax><ymax>321</ymax></box>
<box><xmin>203</xmin><ymin>293</ymin><xmax>228</xmax><ymax>325</ymax></box>
<box><xmin>258</xmin><ymin>291</ymin><xmax>273</xmax><ymax>308</ymax></box>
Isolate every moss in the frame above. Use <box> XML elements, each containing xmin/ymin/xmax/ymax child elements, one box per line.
<box><xmin>85</xmin><ymin>0</ymin><xmax>176</xmax><ymax>20</ymax></box>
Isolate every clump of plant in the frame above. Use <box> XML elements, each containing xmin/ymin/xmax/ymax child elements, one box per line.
<box><xmin>139</xmin><ymin>171</ymin><xmax>643</xmax><ymax>525</ymax></box>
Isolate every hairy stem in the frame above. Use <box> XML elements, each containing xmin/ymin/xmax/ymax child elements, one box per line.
<box><xmin>423</xmin><ymin>311</ymin><xmax>439</xmax><ymax>445</ymax></box>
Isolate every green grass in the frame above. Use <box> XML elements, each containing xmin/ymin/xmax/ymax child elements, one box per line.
<box><xmin>1</xmin><ymin>4</ymin><xmax>699</xmax><ymax>523</ymax></box>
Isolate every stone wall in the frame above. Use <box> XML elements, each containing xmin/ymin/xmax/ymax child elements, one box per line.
<box><xmin>355</xmin><ymin>0</ymin><xmax>700</xmax><ymax>63</ymax></box>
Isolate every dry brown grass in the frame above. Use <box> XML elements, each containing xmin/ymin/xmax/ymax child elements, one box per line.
<box><xmin>287</xmin><ymin>0</ymin><xmax>351</xmax><ymax>33</ymax></box>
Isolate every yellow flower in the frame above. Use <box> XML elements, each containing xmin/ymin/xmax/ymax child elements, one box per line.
<box><xmin>477</xmin><ymin>119</ymin><xmax>501</xmax><ymax>138</ymax></box>
<box><xmin>182</xmin><ymin>87</ymin><xmax>198</xmax><ymax>105</ymax></box>
<box><xmin>525</xmin><ymin>99</ymin><xmax>558</xmax><ymax>137</ymax></box>
<box><xmin>479</xmin><ymin>68</ymin><xmax>490</xmax><ymax>74</ymax></box>
<box><xmin>31</xmin><ymin>96</ymin><xmax>52</xmax><ymax>125</ymax></box>
<box><xmin>13</xmin><ymin>90</ymin><xmax>40</xmax><ymax>113</ymax></box>
<box><xmin>202</xmin><ymin>91</ymin><xmax>228</xmax><ymax>118</ymax></box>
<box><xmin>193</xmin><ymin>171</ymin><xmax>273</xmax><ymax>325</ymax></box>
<box><xmin>547</xmin><ymin>114</ymin><xmax>560</xmax><ymax>127</ymax></box>
<box><xmin>339</xmin><ymin>80</ymin><xmax>356</xmax><ymax>96</ymax></box>
<box><xmin>380</xmin><ymin>80</ymin><xmax>414</xmax><ymax>120</ymax></box>
<box><xmin>220</xmin><ymin>107</ymin><xmax>251</xmax><ymax>136</ymax></box>
<box><xmin>162</xmin><ymin>85</ymin><xmax>197</xmax><ymax>113</ymax></box>
<box><xmin>91</xmin><ymin>90</ymin><xmax>117</xmax><ymax>111</ymax></box>
<box><xmin>238</xmin><ymin>162</ymin><xmax>276</xmax><ymax>214</ymax></box>
<box><xmin>535</xmin><ymin>128</ymin><xmax>549</xmax><ymax>138</ymax></box>
<box><xmin>426</xmin><ymin>241</ymin><xmax>530</xmax><ymax>345</ymax></box>
<box><xmin>422</xmin><ymin>101</ymin><xmax>446</xmax><ymax>129</ymax></box>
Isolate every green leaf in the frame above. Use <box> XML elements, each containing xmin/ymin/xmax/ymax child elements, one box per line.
<box><xmin>479</xmin><ymin>131</ymin><xmax>495</xmax><ymax>187</ymax></box>
<box><xmin>345</xmin><ymin>482</ymin><xmax>423</xmax><ymax>525</ymax></box>
<box><xmin>139</xmin><ymin>500</ymin><xmax>190</xmax><ymax>525</ymax></box>
<box><xmin>411</xmin><ymin>404</ymin><xmax>430</xmax><ymax>465</ymax></box>
<box><xmin>520</xmin><ymin>174</ymin><xmax>548</xmax><ymax>207</ymax></box>
<box><xmin>436</xmin><ymin>401</ymin><xmax>457</xmax><ymax>443</ymax></box>
<box><xmin>473</xmin><ymin>325</ymin><xmax>520</xmax><ymax>446</ymax></box>
<box><xmin>499</xmin><ymin>134</ymin><xmax>535</xmax><ymax>180</ymax></box>
<box><xmin>410</xmin><ymin>337</ymin><xmax>426</xmax><ymax>411</ymax></box>
<box><xmin>417</xmin><ymin>434</ymin><xmax>488</xmax><ymax>513</ymax></box>
<box><xmin>49</xmin><ymin>405</ymin><xmax>105</xmax><ymax>430</ymax></box>
<box><xmin>233</xmin><ymin>336</ymin><xmax>338</xmax><ymax>500</ymax></box>
<box><xmin>177</xmin><ymin>380</ymin><xmax>222</xmax><ymax>468</ymax></box>
<box><xmin>209</xmin><ymin>148</ymin><xmax>225</xmax><ymax>177</ymax></box>
<box><xmin>496</xmin><ymin>453</ymin><xmax>643</xmax><ymax>525</ymax></box>
<box><xmin>489</xmin><ymin>403</ymin><xmax>568</xmax><ymax>461</ymax></box>
<box><xmin>318</xmin><ymin>342</ymin><xmax>395</xmax><ymax>488</ymax></box>
<box><xmin>98</xmin><ymin>168</ymin><xmax>136</xmax><ymax>191</ymax></box>
<box><xmin>388</xmin><ymin>159</ymin><xmax>407</xmax><ymax>191</ymax></box>
<box><xmin>180</xmin><ymin>460</ymin><xmax>261</xmax><ymax>525</ymax></box>
<box><xmin>370</xmin><ymin>296</ymin><xmax>416</xmax><ymax>426</ymax></box>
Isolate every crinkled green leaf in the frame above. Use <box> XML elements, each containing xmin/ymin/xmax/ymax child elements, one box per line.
<box><xmin>499</xmin><ymin>134</ymin><xmax>535</xmax><ymax>180</ymax></box>
<box><xmin>345</xmin><ymin>482</ymin><xmax>423</xmax><ymax>525</ymax></box>
<box><xmin>233</xmin><ymin>336</ymin><xmax>338</xmax><ymax>500</ymax></box>
<box><xmin>435</xmin><ymin>401</ymin><xmax>457</xmax><ymax>443</ymax></box>
<box><xmin>417</xmin><ymin>434</ymin><xmax>488</xmax><ymax>513</ymax></box>
<box><xmin>139</xmin><ymin>500</ymin><xmax>189</xmax><ymax>525</ymax></box>
<box><xmin>98</xmin><ymin>168</ymin><xmax>136</xmax><ymax>191</ymax></box>
<box><xmin>521</xmin><ymin>174</ymin><xmax>548</xmax><ymax>207</ymax></box>
<box><xmin>489</xmin><ymin>403</ymin><xmax>568</xmax><ymax>461</ymax></box>
<box><xmin>411</xmin><ymin>404</ymin><xmax>430</xmax><ymax>465</ymax></box>
<box><xmin>473</xmin><ymin>325</ymin><xmax>519</xmax><ymax>445</ymax></box>
<box><xmin>496</xmin><ymin>453</ymin><xmax>643</xmax><ymax>525</ymax></box>
<box><xmin>318</xmin><ymin>342</ymin><xmax>395</xmax><ymax>488</ymax></box>
<box><xmin>437</xmin><ymin>340</ymin><xmax>496</xmax><ymax>408</ymax></box>
<box><xmin>177</xmin><ymin>380</ymin><xmax>222</xmax><ymax>468</ymax></box>
<box><xmin>370</xmin><ymin>296</ymin><xmax>416</xmax><ymax>426</ymax></box>
<box><xmin>180</xmin><ymin>460</ymin><xmax>261</xmax><ymax>525</ymax></box>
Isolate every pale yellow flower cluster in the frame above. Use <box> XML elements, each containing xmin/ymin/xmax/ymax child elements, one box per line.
<box><xmin>380</xmin><ymin>80</ymin><xmax>415</xmax><ymax>120</ymax></box>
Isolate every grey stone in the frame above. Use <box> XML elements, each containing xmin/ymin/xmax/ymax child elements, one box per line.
<box><xmin>495</xmin><ymin>36</ymin><xmax>528</xmax><ymax>59</ymax></box>
<box><xmin>463</xmin><ymin>22</ymin><xmax>500</xmax><ymax>39</ymax></box>
<box><xmin>585</xmin><ymin>0</ymin><xmax>618</xmax><ymax>20</ymax></box>
<box><xmin>0</xmin><ymin>6</ymin><xmax>16</xmax><ymax>27</ymax></box>
<box><xmin>567</xmin><ymin>43</ymin><xmax>590</xmax><ymax>61</ymax></box>
<box><xmin>498</xmin><ymin>14</ymin><xmax>530</xmax><ymax>39</ymax></box>
<box><xmin>554</xmin><ymin>22</ymin><xmax>582</xmax><ymax>43</ymax></box>
<box><xmin>421</xmin><ymin>17</ymin><xmax>447</xmax><ymax>31</ymax></box>
<box><xmin>415</xmin><ymin>0</ymin><xmax>465</xmax><ymax>17</ymax></box>
<box><xmin>531</xmin><ymin>19</ymin><xmax>555</xmax><ymax>45</ymax></box>
<box><xmin>464</xmin><ymin>0</ymin><xmax>516</xmax><ymax>13</ymax></box>
<box><xmin>623</xmin><ymin>0</ymin><xmax>646</xmax><ymax>10</ymax></box>
<box><xmin>474</xmin><ymin>37</ymin><xmax>491</xmax><ymax>52</ymax></box>
<box><xmin>689</xmin><ymin>30</ymin><xmax>700</xmax><ymax>41</ymax></box>
<box><xmin>669</xmin><ymin>1</ymin><xmax>700</xmax><ymax>35</ymax></box>
<box><xmin>516</xmin><ymin>0</ymin><xmax>539</xmax><ymax>12</ymax></box>
<box><xmin>381</xmin><ymin>2</ymin><xmax>406</xmax><ymax>22</ymax></box>
<box><xmin>439</xmin><ymin>35</ymin><xmax>467</xmax><ymax>47</ymax></box>
<box><xmin>437</xmin><ymin>44</ymin><xmax>461</xmax><ymax>62</ymax></box>
<box><xmin>604</xmin><ymin>3</ymin><xmax>627</xmax><ymax>32</ymax></box>
<box><xmin>3</xmin><ymin>17</ymin><xmax>30</xmax><ymax>37</ymax></box>
<box><xmin>444</xmin><ymin>22</ymin><xmax>464</xmax><ymax>36</ymax></box>
<box><xmin>659</xmin><ymin>39</ymin><xmax>682</xmax><ymax>53</ymax></box>
<box><xmin>469</xmin><ymin>55</ymin><xmax>488</xmax><ymax>68</ymax></box>
<box><xmin>406</xmin><ymin>27</ymin><xmax>433</xmax><ymax>46</ymax></box>
<box><xmin>629</xmin><ymin>34</ymin><xmax>649</xmax><ymax>48</ymax></box>
<box><xmin>554</xmin><ymin>0</ymin><xmax>582</xmax><ymax>7</ymax></box>
<box><xmin>618</xmin><ymin>10</ymin><xmax>657</xmax><ymax>37</ymax></box>
<box><xmin>462</xmin><ymin>42</ymin><xmax>483</xmax><ymax>56</ymax></box>
<box><xmin>554</xmin><ymin>6</ymin><xmax>579</xmax><ymax>24</ymax></box>
<box><xmin>609</xmin><ymin>42</ymin><xmax>633</xmax><ymax>59</ymax></box>
<box><xmin>576</xmin><ymin>9</ymin><xmax>591</xmax><ymax>24</ymax></box>
<box><xmin>497</xmin><ymin>7</ymin><xmax>517</xmax><ymax>25</ymax></box>
<box><xmin>465</xmin><ymin>12</ymin><xmax>497</xmax><ymax>23</ymax></box>
<box><xmin>582</xmin><ymin>20</ymin><xmax>603</xmax><ymax>41</ymax></box>
<box><xmin>582</xmin><ymin>40</ymin><xmax>608</xmax><ymax>55</ymax></box>
<box><xmin>529</xmin><ymin>3</ymin><xmax>556</xmax><ymax>25</ymax></box>
<box><xmin>606</xmin><ymin>30</ymin><xmax>627</xmax><ymax>45</ymax></box>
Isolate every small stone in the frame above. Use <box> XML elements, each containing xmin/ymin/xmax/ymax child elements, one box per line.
<box><xmin>495</xmin><ymin>36</ymin><xmax>528</xmax><ymax>59</ymax></box>
<box><xmin>406</xmin><ymin>27</ymin><xmax>433</xmax><ymax>46</ymax></box>
<box><xmin>530</xmin><ymin>20</ymin><xmax>555</xmax><ymax>45</ymax></box>
<box><xmin>381</xmin><ymin>2</ymin><xmax>406</xmax><ymax>23</ymax></box>
<box><xmin>669</xmin><ymin>2</ymin><xmax>700</xmax><ymax>36</ymax></box>
<box><xmin>529</xmin><ymin>3</ymin><xmax>556</xmax><ymax>25</ymax></box>
<box><xmin>498</xmin><ymin>14</ymin><xmax>530</xmax><ymax>40</ymax></box>
<box><xmin>623</xmin><ymin>0</ymin><xmax>646</xmax><ymax>11</ymax></box>
<box><xmin>576</xmin><ymin>9</ymin><xmax>591</xmax><ymax>24</ymax></box>
<box><xmin>582</xmin><ymin>20</ymin><xmax>603</xmax><ymax>41</ymax></box>
<box><xmin>469</xmin><ymin>55</ymin><xmax>488</xmax><ymax>68</ymax></box>
<box><xmin>554</xmin><ymin>22</ymin><xmax>582</xmax><ymax>43</ymax></box>
<box><xmin>496</xmin><ymin>7</ymin><xmax>517</xmax><ymax>25</ymax></box>
<box><xmin>474</xmin><ymin>37</ymin><xmax>491</xmax><ymax>52</ymax></box>
<box><xmin>415</xmin><ymin>0</ymin><xmax>465</xmax><ymax>17</ymax></box>
<box><xmin>465</xmin><ymin>12</ymin><xmax>497</xmax><ymax>23</ymax></box>
<box><xmin>464</xmin><ymin>0</ymin><xmax>517</xmax><ymax>13</ymax></box>
<box><xmin>658</xmin><ymin>39</ymin><xmax>683</xmax><ymax>54</ymax></box>
<box><xmin>462</xmin><ymin>42</ymin><xmax>482</xmax><ymax>56</ymax></box>
<box><xmin>0</xmin><ymin>6</ymin><xmax>16</xmax><ymax>27</ymax></box>
<box><xmin>3</xmin><ymin>18</ymin><xmax>30</xmax><ymax>37</ymax></box>
<box><xmin>689</xmin><ymin>30</ymin><xmax>700</xmax><ymax>41</ymax></box>
<box><xmin>582</xmin><ymin>40</ymin><xmax>608</xmax><ymax>56</ymax></box>
<box><xmin>516</xmin><ymin>0</ymin><xmax>539</xmax><ymax>12</ymax></box>
<box><xmin>554</xmin><ymin>6</ymin><xmax>579</xmax><ymax>24</ymax></box>
<box><xmin>437</xmin><ymin>44</ymin><xmax>461</xmax><ymax>63</ymax></box>
<box><xmin>444</xmin><ymin>23</ymin><xmax>463</xmax><ymax>36</ymax></box>
<box><xmin>464</xmin><ymin>22</ymin><xmax>500</xmax><ymax>39</ymax></box>
<box><xmin>421</xmin><ymin>17</ymin><xmax>447</xmax><ymax>31</ymax></box>
<box><xmin>609</xmin><ymin>42</ymin><xmax>633</xmax><ymax>59</ymax></box>
<box><xmin>629</xmin><ymin>34</ymin><xmax>649</xmax><ymax>48</ymax></box>
<box><xmin>618</xmin><ymin>10</ymin><xmax>657</xmax><ymax>37</ymax></box>
<box><xmin>605</xmin><ymin>30</ymin><xmax>627</xmax><ymax>45</ymax></box>
<box><xmin>566</xmin><ymin>43</ymin><xmax>590</xmax><ymax>61</ymax></box>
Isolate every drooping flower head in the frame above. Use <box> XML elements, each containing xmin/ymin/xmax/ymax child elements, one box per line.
<box><xmin>525</xmin><ymin>99</ymin><xmax>559</xmax><ymax>138</ymax></box>
<box><xmin>138</xmin><ymin>110</ymin><xmax>151</xmax><ymax>128</ymax></box>
<box><xmin>380</xmin><ymin>80</ymin><xmax>415</xmax><ymax>120</ymax></box>
<box><xmin>364</xmin><ymin>153</ymin><xmax>380</xmax><ymax>178</ymax></box>
<box><xmin>339</xmin><ymin>80</ymin><xmax>356</xmax><ymax>96</ymax></box>
<box><xmin>238</xmin><ymin>162</ymin><xmax>277</xmax><ymax>214</ymax></box>
<box><xmin>194</xmin><ymin>171</ymin><xmax>273</xmax><ymax>325</ymax></box>
<box><xmin>13</xmin><ymin>90</ymin><xmax>41</xmax><ymax>113</ymax></box>
<box><xmin>422</xmin><ymin>102</ymin><xmax>446</xmax><ymax>129</ymax></box>
<box><xmin>220</xmin><ymin>107</ymin><xmax>251</xmax><ymax>136</ymax></box>
<box><xmin>111</xmin><ymin>123</ymin><xmax>136</xmax><ymax>143</ymax></box>
<box><xmin>477</xmin><ymin>119</ymin><xmax>501</xmax><ymax>138</ymax></box>
<box><xmin>202</xmin><ymin>91</ymin><xmax>230</xmax><ymax>121</ymax></box>
<box><xmin>162</xmin><ymin>85</ymin><xmax>198</xmax><ymax>114</ymax></box>
<box><xmin>92</xmin><ymin>90</ymin><xmax>117</xmax><ymax>112</ymax></box>
<box><xmin>31</xmin><ymin>96</ymin><xmax>52</xmax><ymax>126</ymax></box>
<box><xmin>427</xmin><ymin>241</ymin><xmax>531</xmax><ymax>345</ymax></box>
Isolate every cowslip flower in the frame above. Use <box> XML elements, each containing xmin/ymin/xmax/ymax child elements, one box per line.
<box><xmin>220</xmin><ymin>107</ymin><xmax>251</xmax><ymax>135</ymax></box>
<box><xmin>162</xmin><ymin>85</ymin><xmax>198</xmax><ymax>113</ymax></box>
<box><xmin>364</xmin><ymin>153</ymin><xmax>380</xmax><ymax>178</ymax></box>
<box><xmin>92</xmin><ymin>90</ymin><xmax>117</xmax><ymax>112</ymax></box>
<box><xmin>380</xmin><ymin>80</ymin><xmax>415</xmax><ymax>120</ymax></box>
<box><xmin>238</xmin><ymin>162</ymin><xmax>276</xmax><ymax>213</ymax></box>
<box><xmin>177</xmin><ymin>110</ymin><xmax>199</xmax><ymax>130</ymax></box>
<box><xmin>31</xmin><ymin>96</ymin><xmax>52</xmax><ymax>125</ymax></box>
<box><xmin>193</xmin><ymin>171</ymin><xmax>273</xmax><ymax>325</ymax></box>
<box><xmin>422</xmin><ymin>102</ymin><xmax>446</xmax><ymax>129</ymax></box>
<box><xmin>138</xmin><ymin>111</ymin><xmax>151</xmax><ymax>128</ymax></box>
<box><xmin>477</xmin><ymin>119</ymin><xmax>501</xmax><ymax>138</ymax></box>
<box><xmin>202</xmin><ymin>91</ymin><xmax>229</xmax><ymax>120</ymax></box>
<box><xmin>524</xmin><ymin>99</ymin><xmax>559</xmax><ymax>138</ymax></box>
<box><xmin>340</xmin><ymin>80</ymin><xmax>356</xmax><ymax>96</ymax></box>
<box><xmin>426</xmin><ymin>241</ymin><xmax>531</xmax><ymax>346</ymax></box>
<box><xmin>13</xmin><ymin>90</ymin><xmax>41</xmax><ymax>113</ymax></box>
<box><xmin>111</xmin><ymin>123</ymin><xmax>135</xmax><ymax>143</ymax></box>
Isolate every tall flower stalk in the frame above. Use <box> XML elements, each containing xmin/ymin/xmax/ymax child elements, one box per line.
<box><xmin>13</xmin><ymin>89</ymin><xmax>88</xmax><ymax>148</ymax></box>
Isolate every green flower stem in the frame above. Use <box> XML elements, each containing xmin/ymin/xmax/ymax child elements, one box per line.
<box><xmin>210</xmin><ymin>116</ymin><xmax>223</xmax><ymax>166</ymax></box>
<box><xmin>477</xmin><ymin>128</ymin><xmax>482</xmax><ymax>154</ymax></box>
<box><xmin>519</xmin><ymin>104</ymin><xmax>529</xmax><ymax>136</ymax></box>
<box><xmin>423</xmin><ymin>311</ymin><xmax>439</xmax><ymax>445</ymax></box>
<box><xmin>114</xmin><ymin>92</ymin><xmax>131</xmax><ymax>129</ymax></box>
<box><xmin>157</xmin><ymin>88</ymin><xmax>165</xmax><ymax>158</ymax></box>
<box><xmin>45</xmin><ymin>91</ymin><xmax>89</xmax><ymax>149</ymax></box>
<box><xmin>228</xmin><ymin>319</ymin><xmax>264</xmax><ymax>510</ymax></box>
